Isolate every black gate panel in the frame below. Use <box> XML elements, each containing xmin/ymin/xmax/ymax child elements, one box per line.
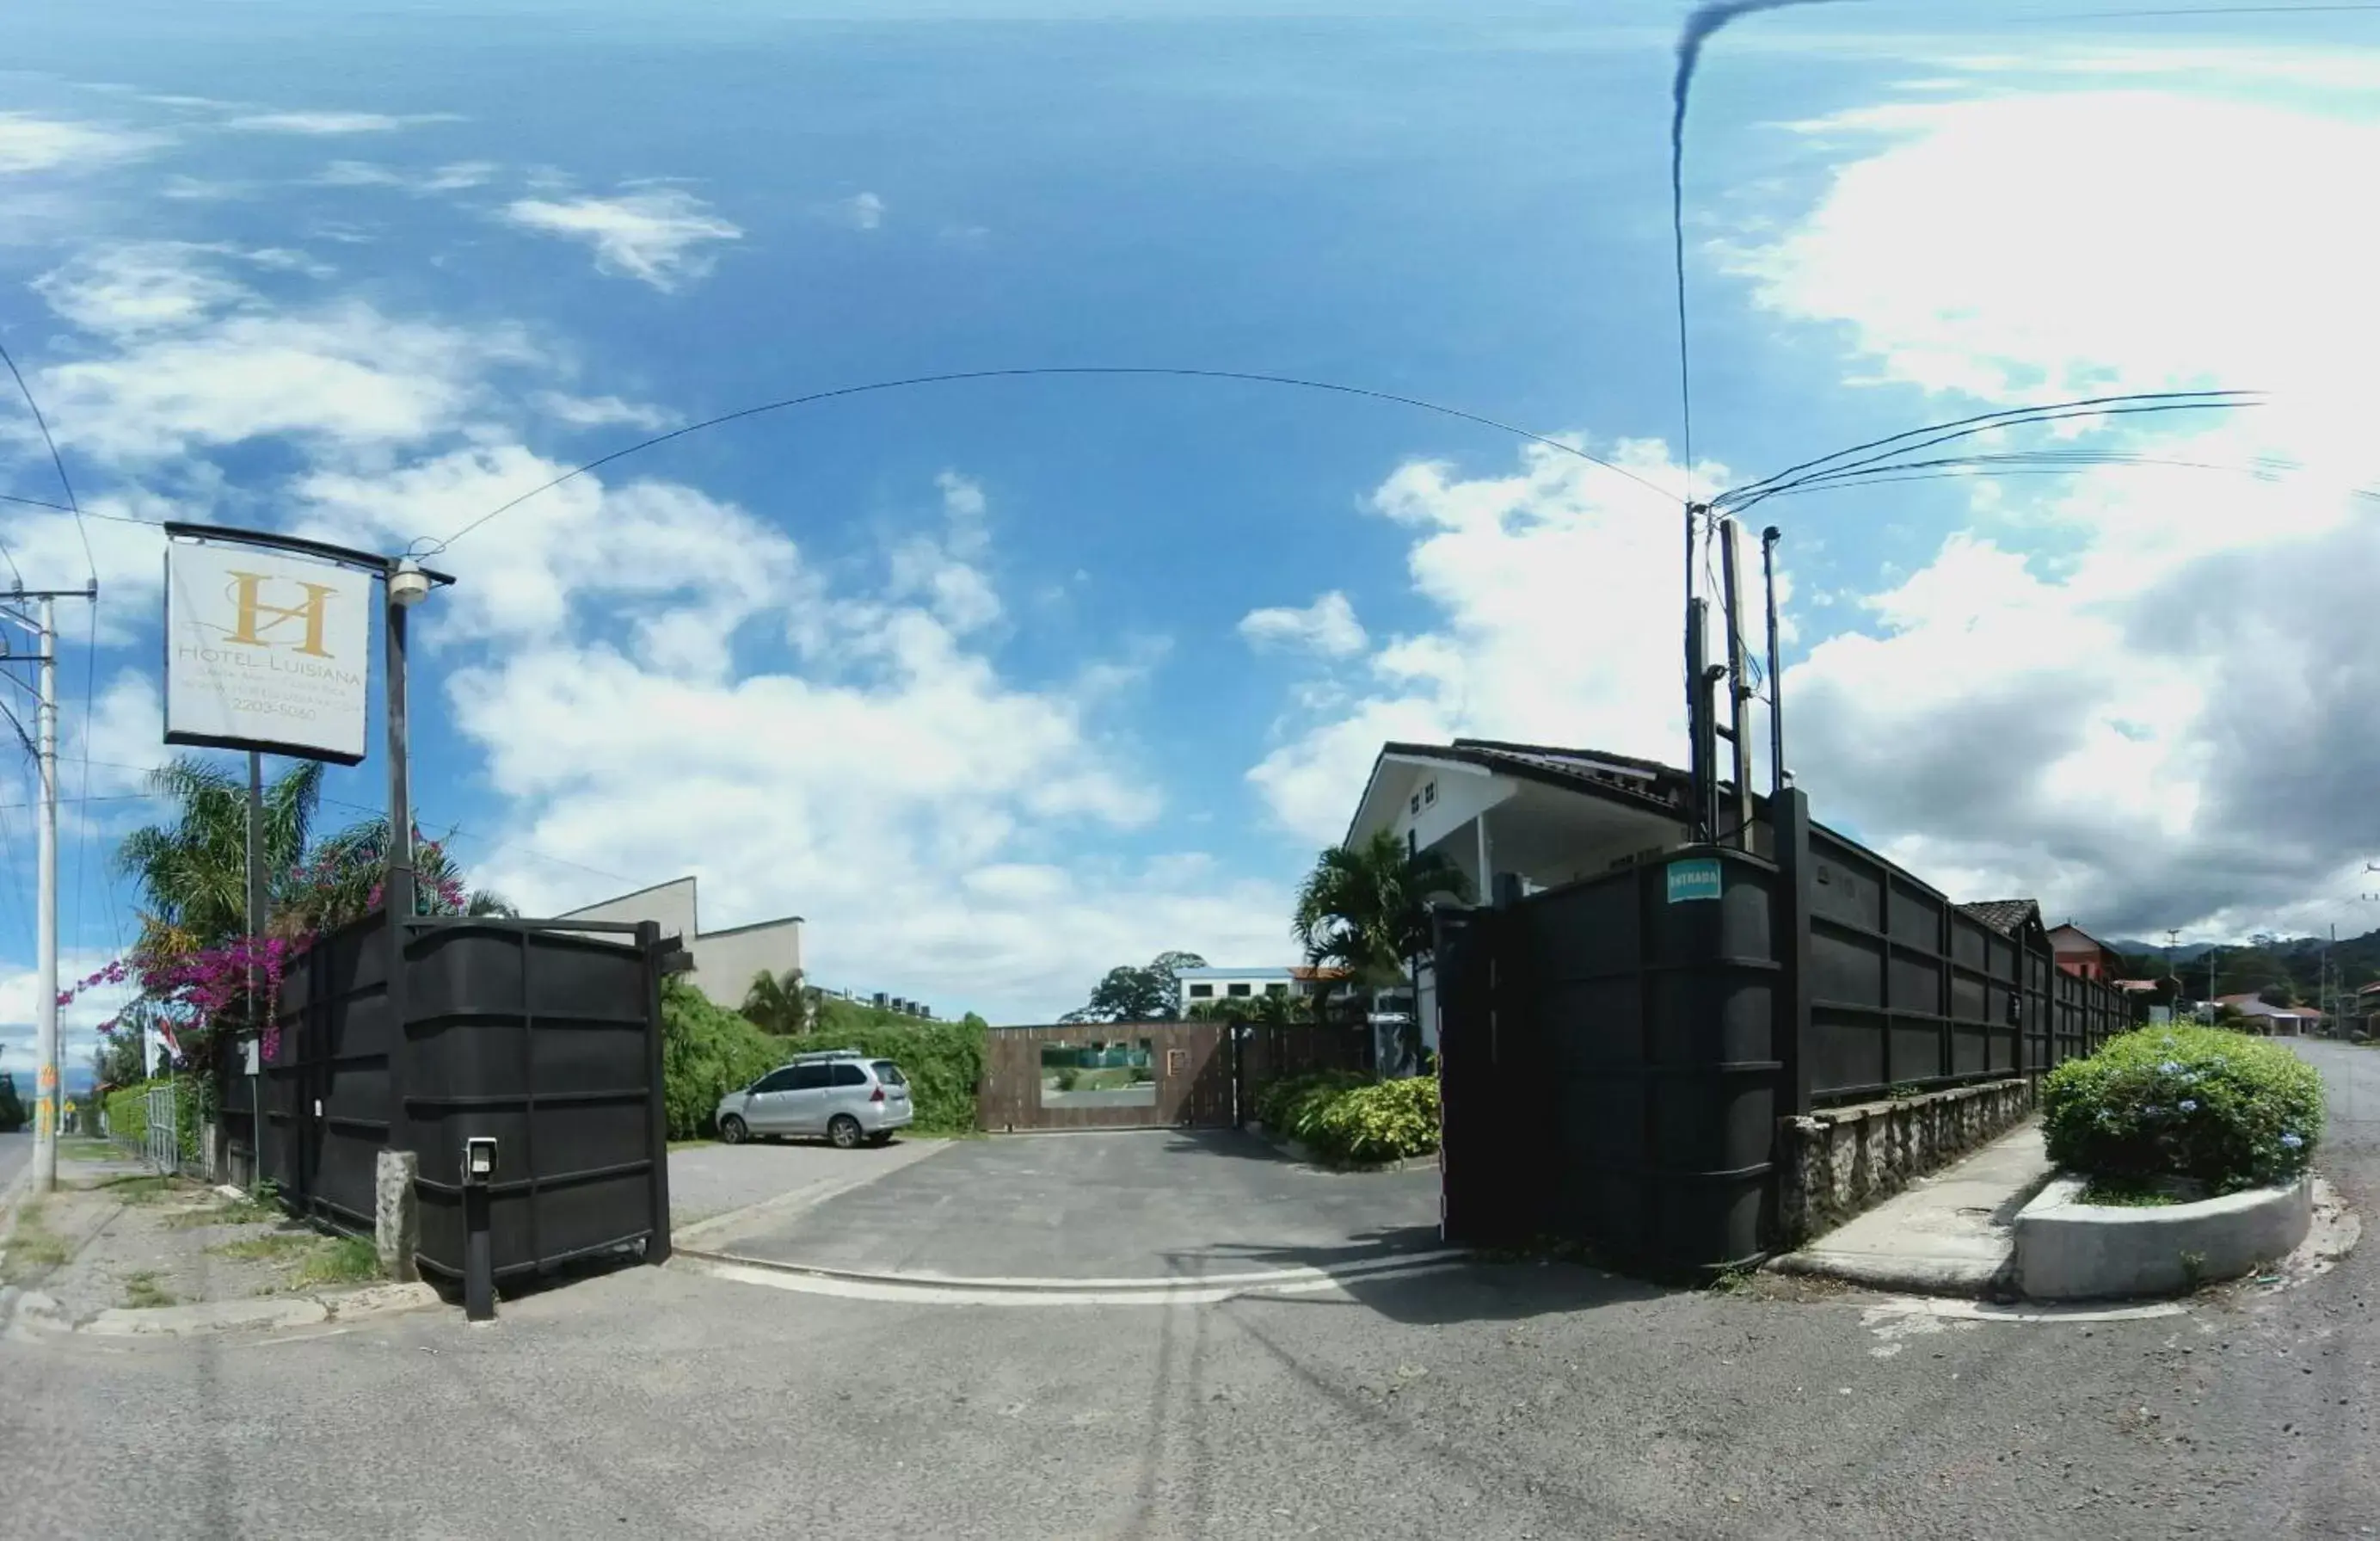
<box><xmin>255</xmin><ymin>909</ymin><xmax>672</xmax><ymax>1285</ymax></box>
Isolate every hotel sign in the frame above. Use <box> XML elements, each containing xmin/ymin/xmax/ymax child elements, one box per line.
<box><xmin>164</xmin><ymin>538</ymin><xmax>372</xmax><ymax>763</ymax></box>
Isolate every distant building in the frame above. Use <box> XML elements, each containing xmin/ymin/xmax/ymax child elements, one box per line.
<box><xmin>557</xmin><ymin>877</ymin><xmax>803</xmax><ymax>1001</ymax></box>
<box><xmin>1176</xmin><ymin>965</ymin><xmax>1348</xmax><ymax>1012</ymax></box>
<box><xmin>2048</xmin><ymin>922</ymin><xmax>2125</xmax><ymax>982</ymax></box>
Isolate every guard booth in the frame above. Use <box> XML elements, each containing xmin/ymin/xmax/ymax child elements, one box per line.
<box><xmin>224</xmin><ymin>909</ymin><xmax>676</xmax><ymax>1286</ymax></box>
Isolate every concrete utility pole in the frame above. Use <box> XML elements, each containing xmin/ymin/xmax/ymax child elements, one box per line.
<box><xmin>1</xmin><ymin>585</ymin><xmax>96</xmax><ymax>1194</ymax></box>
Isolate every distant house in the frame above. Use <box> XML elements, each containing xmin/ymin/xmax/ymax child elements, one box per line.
<box><xmin>2047</xmin><ymin>922</ymin><xmax>2125</xmax><ymax>982</ymax></box>
<box><xmin>2213</xmin><ymin>993</ymin><xmax>2314</xmax><ymax>1035</ymax></box>
<box><xmin>1177</xmin><ymin>965</ymin><xmax>1349</xmax><ymax>1013</ymax></box>
<box><xmin>556</xmin><ymin>877</ymin><xmax>803</xmax><ymax>999</ymax></box>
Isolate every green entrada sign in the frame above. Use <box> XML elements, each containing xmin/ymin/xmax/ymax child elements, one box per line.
<box><xmin>1665</xmin><ymin>857</ymin><xmax>1723</xmax><ymax>903</ymax></box>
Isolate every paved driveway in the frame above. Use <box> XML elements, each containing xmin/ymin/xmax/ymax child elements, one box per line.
<box><xmin>717</xmin><ymin>1128</ymin><xmax>1442</xmax><ymax>1280</ymax></box>
<box><xmin>667</xmin><ymin>1136</ymin><xmax>947</xmax><ymax>1229</ymax></box>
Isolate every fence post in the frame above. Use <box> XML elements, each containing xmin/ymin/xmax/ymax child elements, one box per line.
<box><xmin>1771</xmin><ymin>787</ymin><xmax>1815</xmax><ymax>1117</ymax></box>
<box><xmin>374</xmin><ymin>1149</ymin><xmax>420</xmax><ymax>1282</ymax></box>
<box><xmin>638</xmin><ymin>921</ymin><xmax>673</xmax><ymax>1267</ymax></box>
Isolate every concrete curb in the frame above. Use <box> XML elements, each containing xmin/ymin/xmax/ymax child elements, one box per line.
<box><xmin>671</xmin><ymin>1137</ymin><xmax>954</xmax><ymax>1252</ymax></box>
<box><xmin>2014</xmin><ymin>1172</ymin><xmax>2314</xmax><ymax>1300</ymax></box>
<box><xmin>1768</xmin><ymin>1249</ymin><xmax>2011</xmax><ymax>1298</ymax></box>
<box><xmin>1250</xmin><ymin>1128</ymin><xmax>1439</xmax><ymax>1175</ymax></box>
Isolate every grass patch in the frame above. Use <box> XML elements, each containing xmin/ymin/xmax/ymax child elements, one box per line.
<box><xmin>121</xmin><ymin>1270</ymin><xmax>177</xmax><ymax>1310</ymax></box>
<box><xmin>93</xmin><ymin>1174</ymin><xmax>184</xmax><ymax>1205</ymax></box>
<box><xmin>292</xmin><ymin>1236</ymin><xmax>381</xmax><ymax>1290</ymax></box>
<box><xmin>162</xmin><ymin>1194</ymin><xmax>284</xmax><ymax>1230</ymax></box>
<box><xmin>59</xmin><ymin>1140</ymin><xmax>117</xmax><ymax>1162</ymax></box>
<box><xmin>2078</xmin><ymin>1176</ymin><xmax>2186</xmax><ymax>1208</ymax></box>
<box><xmin>206</xmin><ymin>1232</ymin><xmax>317</xmax><ymax>1263</ymax></box>
<box><xmin>2</xmin><ymin>1200</ymin><xmax>71</xmax><ymax>1282</ymax></box>
<box><xmin>1707</xmin><ymin>1264</ymin><xmax>1760</xmax><ymax>1296</ymax></box>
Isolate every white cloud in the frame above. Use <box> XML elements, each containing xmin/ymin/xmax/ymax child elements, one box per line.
<box><xmin>1238</xmin><ymin>591</ymin><xmax>1367</xmax><ymax>658</ymax></box>
<box><xmin>1244</xmin><ymin>440</ymin><xmax>1697</xmax><ymax>844</ymax></box>
<box><xmin>830</xmin><ymin>191</ymin><xmax>886</xmax><ymax>231</ymax></box>
<box><xmin>499</xmin><ymin>189</ymin><xmax>742</xmax><ymax>291</ymax></box>
<box><xmin>226</xmin><ymin>111</ymin><xmax>457</xmax><ymax>135</ymax></box>
<box><xmin>28</xmin><ymin>243</ymin><xmax>533</xmax><ymax>464</ymax></box>
<box><xmin>1728</xmin><ymin>80</ymin><xmax>2380</xmax><ymax>939</ymax></box>
<box><xmin>314</xmin><ymin>159</ymin><xmax>497</xmax><ymax>194</ymax></box>
<box><xmin>0</xmin><ymin>113</ymin><xmax>164</xmax><ymax>176</ymax></box>
<box><xmin>532</xmin><ymin>391</ymin><xmax>675</xmax><ymax>431</ymax></box>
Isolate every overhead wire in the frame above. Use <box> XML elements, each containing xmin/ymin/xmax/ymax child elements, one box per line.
<box><xmin>415</xmin><ymin>365</ymin><xmax>1680</xmax><ymax>555</ymax></box>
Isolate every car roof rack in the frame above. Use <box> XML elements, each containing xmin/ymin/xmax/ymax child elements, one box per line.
<box><xmin>784</xmin><ymin>1047</ymin><xmax>869</xmax><ymax>1064</ymax></box>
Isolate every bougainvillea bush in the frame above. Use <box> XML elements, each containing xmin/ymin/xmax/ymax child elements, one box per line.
<box><xmin>2042</xmin><ymin>1025</ymin><xmax>2325</xmax><ymax>1194</ymax></box>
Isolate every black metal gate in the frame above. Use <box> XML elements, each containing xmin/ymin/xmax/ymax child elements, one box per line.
<box><xmin>254</xmin><ymin>909</ymin><xmax>673</xmax><ymax>1282</ymax></box>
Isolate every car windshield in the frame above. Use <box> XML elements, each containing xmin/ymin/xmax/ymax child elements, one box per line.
<box><xmin>872</xmin><ymin>1062</ymin><xmax>907</xmax><ymax>1088</ymax></box>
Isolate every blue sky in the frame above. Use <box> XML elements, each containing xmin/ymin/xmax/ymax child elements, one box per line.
<box><xmin>5</xmin><ymin>0</ymin><xmax>2380</xmax><ymax>1069</ymax></box>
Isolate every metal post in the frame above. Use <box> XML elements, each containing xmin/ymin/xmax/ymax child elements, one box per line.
<box><xmin>1685</xmin><ymin>595</ymin><xmax>1710</xmax><ymax>842</ymax></box>
<box><xmin>1761</xmin><ymin>526</ymin><xmax>1785</xmax><ymax>798</ymax></box>
<box><xmin>463</xmin><ymin>1180</ymin><xmax>495</xmax><ymax>1322</ymax></box>
<box><xmin>384</xmin><ymin>592</ymin><xmax>414</xmax><ymax>931</ymax></box>
<box><xmin>1718</xmin><ymin>517</ymin><xmax>1754</xmax><ymax>847</ymax></box>
<box><xmin>638</xmin><ymin>919</ymin><xmax>673</xmax><ymax>1267</ymax></box>
<box><xmin>32</xmin><ymin>596</ymin><xmax>57</xmax><ymax>1193</ymax></box>
<box><xmin>246</xmin><ymin>749</ymin><xmax>266</xmax><ymax>1182</ymax></box>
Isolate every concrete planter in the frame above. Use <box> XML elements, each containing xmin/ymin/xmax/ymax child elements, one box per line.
<box><xmin>2014</xmin><ymin>1173</ymin><xmax>2312</xmax><ymax>1300</ymax></box>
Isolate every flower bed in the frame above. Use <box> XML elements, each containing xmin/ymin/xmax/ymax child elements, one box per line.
<box><xmin>2042</xmin><ymin>1024</ymin><xmax>2323</xmax><ymax>1195</ymax></box>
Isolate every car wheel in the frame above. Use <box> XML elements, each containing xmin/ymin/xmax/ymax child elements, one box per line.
<box><xmin>827</xmin><ymin>1115</ymin><xmax>864</xmax><ymax>1150</ymax></box>
<box><xmin>719</xmin><ymin>1115</ymin><xmax>748</xmax><ymax>1145</ymax></box>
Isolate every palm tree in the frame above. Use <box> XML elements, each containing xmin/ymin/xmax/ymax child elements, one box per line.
<box><xmin>1292</xmin><ymin>829</ymin><xmax>1469</xmax><ymax>1068</ymax></box>
<box><xmin>741</xmin><ymin>967</ymin><xmax>815</xmax><ymax>1036</ymax></box>
<box><xmin>117</xmin><ymin>757</ymin><xmax>324</xmax><ymax>956</ymax></box>
<box><xmin>270</xmin><ymin>816</ymin><xmax>515</xmax><ymax>937</ymax></box>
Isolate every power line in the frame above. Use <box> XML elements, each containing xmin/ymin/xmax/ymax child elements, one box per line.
<box><xmin>415</xmin><ymin>366</ymin><xmax>1682</xmax><ymax>556</ymax></box>
<box><xmin>0</xmin><ymin>336</ymin><xmax>95</xmax><ymax>580</ymax></box>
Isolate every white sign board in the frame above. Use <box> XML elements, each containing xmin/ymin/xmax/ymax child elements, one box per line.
<box><xmin>164</xmin><ymin>539</ymin><xmax>372</xmax><ymax>763</ymax></box>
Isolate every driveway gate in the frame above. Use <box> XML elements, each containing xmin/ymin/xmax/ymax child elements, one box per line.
<box><xmin>249</xmin><ymin>909</ymin><xmax>674</xmax><ymax>1284</ymax></box>
<box><xmin>145</xmin><ymin>1082</ymin><xmax>180</xmax><ymax>1176</ymax></box>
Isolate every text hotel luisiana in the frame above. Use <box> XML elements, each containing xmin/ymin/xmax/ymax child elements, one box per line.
<box><xmin>164</xmin><ymin>539</ymin><xmax>372</xmax><ymax>764</ymax></box>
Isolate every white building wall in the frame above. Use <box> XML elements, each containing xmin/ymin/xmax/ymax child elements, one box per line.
<box><xmin>556</xmin><ymin>877</ymin><xmax>803</xmax><ymax>1001</ymax></box>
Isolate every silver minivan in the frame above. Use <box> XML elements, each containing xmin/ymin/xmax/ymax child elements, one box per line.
<box><xmin>716</xmin><ymin>1049</ymin><xmax>914</xmax><ymax>1149</ymax></box>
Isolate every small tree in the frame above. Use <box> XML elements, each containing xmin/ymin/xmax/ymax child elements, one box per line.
<box><xmin>1292</xmin><ymin>829</ymin><xmax>1468</xmax><ymax>1070</ymax></box>
<box><xmin>741</xmin><ymin>967</ymin><xmax>815</xmax><ymax>1036</ymax></box>
<box><xmin>1062</xmin><ymin>951</ymin><xmax>1208</xmax><ymax>1023</ymax></box>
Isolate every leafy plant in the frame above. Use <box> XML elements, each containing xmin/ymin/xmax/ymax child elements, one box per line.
<box><xmin>661</xmin><ymin>978</ymin><xmax>987</xmax><ymax>1138</ymax></box>
<box><xmin>2042</xmin><ymin>1025</ymin><xmax>2325</xmax><ymax>1193</ymax></box>
<box><xmin>292</xmin><ymin>1236</ymin><xmax>382</xmax><ymax>1289</ymax></box>
<box><xmin>741</xmin><ymin>967</ymin><xmax>814</xmax><ymax>1037</ymax></box>
<box><xmin>1255</xmin><ymin>1069</ymin><xmax>1368</xmax><ymax>1136</ymax></box>
<box><xmin>121</xmin><ymin>1270</ymin><xmax>177</xmax><ymax>1310</ymax></box>
<box><xmin>1303</xmin><ymin>1076</ymin><xmax>1440</xmax><ymax>1165</ymax></box>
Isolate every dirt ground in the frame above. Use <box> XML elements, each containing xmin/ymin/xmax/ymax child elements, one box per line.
<box><xmin>3</xmin><ymin>1138</ymin><xmax>382</xmax><ymax>1324</ymax></box>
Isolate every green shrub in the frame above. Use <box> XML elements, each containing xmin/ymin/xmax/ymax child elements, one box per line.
<box><xmin>1305</xmin><ymin>1076</ymin><xmax>1440</xmax><ymax>1165</ymax></box>
<box><xmin>661</xmin><ymin>979</ymin><xmax>987</xmax><ymax>1139</ymax></box>
<box><xmin>662</xmin><ymin>979</ymin><xmax>784</xmax><ymax>1140</ymax></box>
<box><xmin>1255</xmin><ymin>1069</ymin><xmax>1367</xmax><ymax>1137</ymax></box>
<box><xmin>0</xmin><ymin>1073</ymin><xmax>23</xmax><ymax>1133</ymax></box>
<box><xmin>106</xmin><ymin>1082</ymin><xmax>151</xmax><ymax>1148</ymax></box>
<box><xmin>1054</xmin><ymin>1068</ymin><xmax>1079</xmax><ymax>1092</ymax></box>
<box><xmin>2043</xmin><ymin>1025</ymin><xmax>2324</xmax><ymax>1193</ymax></box>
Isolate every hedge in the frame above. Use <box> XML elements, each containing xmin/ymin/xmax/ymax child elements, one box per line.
<box><xmin>2043</xmin><ymin>1024</ymin><xmax>2325</xmax><ymax>1193</ymax></box>
<box><xmin>661</xmin><ymin>978</ymin><xmax>987</xmax><ymax>1139</ymax></box>
<box><xmin>101</xmin><ymin>1076</ymin><xmax>206</xmax><ymax>1161</ymax></box>
<box><xmin>0</xmin><ymin>1072</ymin><xmax>22</xmax><ymax>1133</ymax></box>
<box><xmin>1256</xmin><ymin>1070</ymin><xmax>1438</xmax><ymax>1165</ymax></box>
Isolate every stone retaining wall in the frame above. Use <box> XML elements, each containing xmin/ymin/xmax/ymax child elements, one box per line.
<box><xmin>1776</xmin><ymin>1078</ymin><xmax>2036</xmax><ymax>1248</ymax></box>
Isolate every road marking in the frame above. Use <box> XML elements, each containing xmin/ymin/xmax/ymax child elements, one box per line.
<box><xmin>677</xmin><ymin>1252</ymin><xmax>1470</xmax><ymax>1307</ymax></box>
<box><xmin>688</xmin><ymin>1246</ymin><xmax>1469</xmax><ymax>1294</ymax></box>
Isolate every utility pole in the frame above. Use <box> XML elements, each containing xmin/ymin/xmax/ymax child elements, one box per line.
<box><xmin>1717</xmin><ymin>516</ymin><xmax>1754</xmax><ymax>846</ymax></box>
<box><xmin>0</xmin><ymin>584</ymin><xmax>97</xmax><ymax>1194</ymax></box>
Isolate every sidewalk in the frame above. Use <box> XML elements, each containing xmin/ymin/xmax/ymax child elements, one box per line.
<box><xmin>1770</xmin><ymin>1122</ymin><xmax>2053</xmax><ymax>1296</ymax></box>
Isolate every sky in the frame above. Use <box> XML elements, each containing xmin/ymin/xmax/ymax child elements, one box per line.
<box><xmin>3</xmin><ymin>0</ymin><xmax>2379</xmax><ymax>1075</ymax></box>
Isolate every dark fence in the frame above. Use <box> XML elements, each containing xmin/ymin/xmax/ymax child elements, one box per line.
<box><xmin>1435</xmin><ymin>789</ymin><xmax>2127</xmax><ymax>1273</ymax></box>
<box><xmin>241</xmin><ymin>908</ymin><xmax>673</xmax><ymax>1283</ymax></box>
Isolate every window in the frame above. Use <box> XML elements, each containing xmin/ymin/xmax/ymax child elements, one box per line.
<box><xmin>1188</xmin><ymin>983</ymin><xmax>1214</xmax><ymax>998</ymax></box>
<box><xmin>1038</xmin><ymin>1038</ymin><xmax>1154</xmax><ymax>1108</ymax></box>
<box><xmin>790</xmin><ymin>1064</ymin><xmax>832</xmax><ymax>1091</ymax></box>
<box><xmin>1264</xmin><ymin>983</ymin><xmax>1288</xmax><ymax>996</ymax></box>
<box><xmin>753</xmin><ymin>1067</ymin><xmax>803</xmax><ymax>1094</ymax></box>
<box><xmin>1227</xmin><ymin>983</ymin><xmax>1251</xmax><ymax>997</ymax></box>
<box><xmin>1411</xmin><ymin>792</ymin><xmax>1422</xmax><ymax>815</ymax></box>
<box><xmin>1424</xmin><ymin>780</ymin><xmax>1436</xmax><ymax>806</ymax></box>
<box><xmin>871</xmin><ymin>1062</ymin><xmax>907</xmax><ymax>1087</ymax></box>
<box><xmin>830</xmin><ymin>1063</ymin><xmax>869</xmax><ymax>1086</ymax></box>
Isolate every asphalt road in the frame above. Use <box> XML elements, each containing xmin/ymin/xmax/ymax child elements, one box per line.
<box><xmin>0</xmin><ymin>1129</ymin><xmax>27</xmax><ymax>1195</ymax></box>
<box><xmin>8</xmin><ymin>1048</ymin><xmax>2380</xmax><ymax>1538</ymax></box>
